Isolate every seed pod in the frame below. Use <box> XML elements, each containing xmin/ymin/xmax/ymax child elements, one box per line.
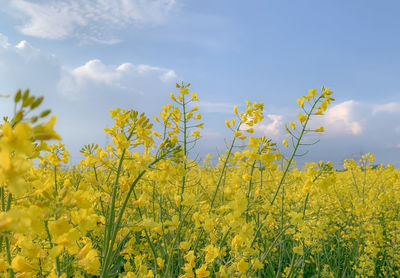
<box><xmin>40</xmin><ymin>109</ymin><xmax>51</xmax><ymax>118</ymax></box>
<box><xmin>30</xmin><ymin>116</ymin><xmax>38</xmax><ymax>123</ymax></box>
<box><xmin>22</xmin><ymin>89</ymin><xmax>30</xmax><ymax>101</ymax></box>
<box><xmin>14</xmin><ymin>89</ymin><xmax>22</xmax><ymax>102</ymax></box>
<box><xmin>23</xmin><ymin>96</ymin><xmax>35</xmax><ymax>107</ymax></box>
<box><xmin>31</xmin><ymin>96</ymin><xmax>44</xmax><ymax>109</ymax></box>
<box><xmin>14</xmin><ymin>111</ymin><xmax>23</xmax><ymax>123</ymax></box>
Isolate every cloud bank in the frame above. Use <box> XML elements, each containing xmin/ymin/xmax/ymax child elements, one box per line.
<box><xmin>323</xmin><ymin>100</ymin><xmax>363</xmax><ymax>135</ymax></box>
<box><xmin>58</xmin><ymin>59</ymin><xmax>177</xmax><ymax>96</ymax></box>
<box><xmin>8</xmin><ymin>0</ymin><xmax>177</xmax><ymax>43</ymax></box>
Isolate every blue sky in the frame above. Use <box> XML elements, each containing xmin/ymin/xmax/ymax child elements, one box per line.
<box><xmin>0</xmin><ymin>0</ymin><xmax>399</xmax><ymax>167</ymax></box>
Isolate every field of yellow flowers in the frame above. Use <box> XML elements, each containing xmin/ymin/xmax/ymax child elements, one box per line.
<box><xmin>0</xmin><ymin>84</ymin><xmax>399</xmax><ymax>277</ymax></box>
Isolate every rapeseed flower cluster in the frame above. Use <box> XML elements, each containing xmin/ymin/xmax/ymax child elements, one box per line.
<box><xmin>0</xmin><ymin>85</ymin><xmax>399</xmax><ymax>277</ymax></box>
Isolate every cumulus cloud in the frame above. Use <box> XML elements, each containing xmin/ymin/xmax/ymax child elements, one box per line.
<box><xmin>58</xmin><ymin>59</ymin><xmax>178</xmax><ymax>96</ymax></box>
<box><xmin>0</xmin><ymin>34</ymin><xmax>183</xmax><ymax>162</ymax></box>
<box><xmin>9</xmin><ymin>0</ymin><xmax>177</xmax><ymax>42</ymax></box>
<box><xmin>372</xmin><ymin>102</ymin><xmax>400</xmax><ymax>115</ymax></box>
<box><xmin>255</xmin><ymin>114</ymin><xmax>283</xmax><ymax>138</ymax></box>
<box><xmin>323</xmin><ymin>100</ymin><xmax>363</xmax><ymax>135</ymax></box>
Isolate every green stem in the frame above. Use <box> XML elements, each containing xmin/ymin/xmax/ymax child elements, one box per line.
<box><xmin>209</xmin><ymin>123</ymin><xmax>241</xmax><ymax>212</ymax></box>
<box><xmin>0</xmin><ymin>187</ymin><xmax>4</xmax><ymax>253</ymax></box>
<box><xmin>4</xmin><ymin>192</ymin><xmax>14</xmax><ymax>278</ymax></box>
<box><xmin>179</xmin><ymin>94</ymin><xmax>187</xmax><ymax>219</ymax></box>
<box><xmin>270</xmin><ymin>96</ymin><xmax>322</xmax><ymax>206</ymax></box>
<box><xmin>102</xmin><ymin>154</ymin><xmax>165</xmax><ymax>277</ymax></box>
<box><xmin>5</xmin><ymin>237</ymin><xmax>14</xmax><ymax>278</ymax></box>
<box><xmin>250</xmin><ymin>95</ymin><xmax>324</xmax><ymax>247</ymax></box>
<box><xmin>245</xmin><ymin>160</ymin><xmax>257</xmax><ymax>222</ymax></box>
<box><xmin>45</xmin><ymin>220</ymin><xmax>61</xmax><ymax>276</ymax></box>
<box><xmin>101</xmin><ymin>130</ymin><xmax>134</xmax><ymax>275</ymax></box>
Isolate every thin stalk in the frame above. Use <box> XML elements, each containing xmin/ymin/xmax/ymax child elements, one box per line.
<box><xmin>209</xmin><ymin>123</ymin><xmax>241</xmax><ymax>212</ymax></box>
<box><xmin>302</xmin><ymin>193</ymin><xmax>310</xmax><ymax>219</ymax></box>
<box><xmin>101</xmin><ymin>130</ymin><xmax>134</xmax><ymax>274</ymax></box>
<box><xmin>5</xmin><ymin>192</ymin><xmax>14</xmax><ymax>278</ymax></box>
<box><xmin>179</xmin><ymin>94</ymin><xmax>187</xmax><ymax>219</ymax></box>
<box><xmin>45</xmin><ymin>220</ymin><xmax>61</xmax><ymax>276</ymax></box>
<box><xmin>102</xmin><ymin>154</ymin><xmax>165</xmax><ymax>277</ymax></box>
<box><xmin>270</xmin><ymin>95</ymin><xmax>322</xmax><ymax>206</ymax></box>
<box><xmin>0</xmin><ymin>187</ymin><xmax>4</xmax><ymax>253</ymax></box>
<box><xmin>5</xmin><ymin>237</ymin><xmax>14</xmax><ymax>278</ymax></box>
<box><xmin>245</xmin><ymin>160</ymin><xmax>257</xmax><ymax>222</ymax></box>
<box><xmin>164</xmin><ymin>208</ymin><xmax>192</xmax><ymax>277</ymax></box>
<box><xmin>251</xmin><ymin>95</ymin><xmax>323</xmax><ymax>246</ymax></box>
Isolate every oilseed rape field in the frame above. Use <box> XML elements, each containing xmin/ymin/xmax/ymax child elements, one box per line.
<box><xmin>0</xmin><ymin>85</ymin><xmax>399</xmax><ymax>278</ymax></box>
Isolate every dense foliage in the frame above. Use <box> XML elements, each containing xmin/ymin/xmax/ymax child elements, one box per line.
<box><xmin>0</xmin><ymin>85</ymin><xmax>399</xmax><ymax>277</ymax></box>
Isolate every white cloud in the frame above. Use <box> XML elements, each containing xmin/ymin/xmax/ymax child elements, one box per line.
<box><xmin>58</xmin><ymin>59</ymin><xmax>178</xmax><ymax>96</ymax></box>
<box><xmin>372</xmin><ymin>102</ymin><xmax>400</xmax><ymax>115</ymax></box>
<box><xmin>0</xmin><ymin>34</ymin><xmax>183</xmax><ymax>162</ymax></box>
<box><xmin>0</xmin><ymin>33</ymin><xmax>178</xmax><ymax>99</ymax></box>
<box><xmin>255</xmin><ymin>114</ymin><xmax>283</xmax><ymax>138</ymax></box>
<box><xmin>9</xmin><ymin>0</ymin><xmax>177</xmax><ymax>42</ymax></box>
<box><xmin>323</xmin><ymin>100</ymin><xmax>363</xmax><ymax>135</ymax></box>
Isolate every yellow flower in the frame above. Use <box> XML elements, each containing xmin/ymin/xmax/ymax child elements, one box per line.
<box><xmin>192</xmin><ymin>130</ymin><xmax>200</xmax><ymax>137</ymax></box>
<box><xmin>11</xmin><ymin>255</ymin><xmax>34</xmax><ymax>273</ymax></box>
<box><xmin>195</xmin><ymin>264</ymin><xmax>210</xmax><ymax>278</ymax></box>
<box><xmin>305</xmin><ymin>88</ymin><xmax>318</xmax><ymax>100</ymax></box>
<box><xmin>252</xmin><ymin>258</ymin><xmax>264</xmax><ymax>270</ymax></box>
<box><xmin>179</xmin><ymin>241</ymin><xmax>190</xmax><ymax>250</ymax></box>
<box><xmin>180</xmin><ymin>88</ymin><xmax>189</xmax><ymax>95</ymax></box>
<box><xmin>77</xmin><ymin>242</ymin><xmax>100</xmax><ymax>275</ymax></box>
<box><xmin>293</xmin><ymin>245</ymin><xmax>304</xmax><ymax>255</ymax></box>
<box><xmin>193</xmin><ymin>113</ymin><xmax>202</xmax><ymax>120</ymax></box>
<box><xmin>0</xmin><ymin>259</ymin><xmax>8</xmax><ymax>272</ymax></box>
<box><xmin>297</xmin><ymin>113</ymin><xmax>307</xmax><ymax>123</ymax></box>
<box><xmin>0</xmin><ymin>122</ymin><xmax>33</xmax><ymax>154</ymax></box>
<box><xmin>314</xmin><ymin>126</ymin><xmax>324</xmax><ymax>132</ymax></box>
<box><xmin>157</xmin><ymin>257</ymin><xmax>164</xmax><ymax>269</ymax></box>
<box><xmin>245</xmin><ymin>128</ymin><xmax>254</xmax><ymax>134</ymax></box>
<box><xmin>242</xmin><ymin>173</ymin><xmax>252</xmax><ymax>182</ymax></box>
<box><xmin>203</xmin><ymin>244</ymin><xmax>219</xmax><ymax>263</ymax></box>
<box><xmin>297</xmin><ymin>97</ymin><xmax>305</xmax><ymax>108</ymax></box>
<box><xmin>191</xmin><ymin>92</ymin><xmax>199</xmax><ymax>101</ymax></box>
<box><xmin>282</xmin><ymin>139</ymin><xmax>289</xmax><ymax>147</ymax></box>
<box><xmin>32</xmin><ymin>115</ymin><xmax>61</xmax><ymax>141</ymax></box>
<box><xmin>247</xmin><ymin>137</ymin><xmax>259</xmax><ymax>148</ymax></box>
<box><xmin>234</xmin><ymin>131</ymin><xmax>242</xmax><ymax>138</ymax></box>
<box><xmin>236</xmin><ymin>258</ymin><xmax>249</xmax><ymax>273</ymax></box>
<box><xmin>289</xmin><ymin>121</ymin><xmax>296</xmax><ymax>129</ymax></box>
<box><xmin>233</xmin><ymin>105</ymin><xmax>238</xmax><ymax>115</ymax></box>
<box><xmin>314</xmin><ymin>109</ymin><xmax>324</xmax><ymax>115</ymax></box>
<box><xmin>48</xmin><ymin>217</ymin><xmax>71</xmax><ymax>238</ymax></box>
<box><xmin>231</xmin><ymin>234</ymin><xmax>243</xmax><ymax>248</ymax></box>
<box><xmin>225</xmin><ymin>120</ymin><xmax>230</xmax><ymax>128</ymax></box>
